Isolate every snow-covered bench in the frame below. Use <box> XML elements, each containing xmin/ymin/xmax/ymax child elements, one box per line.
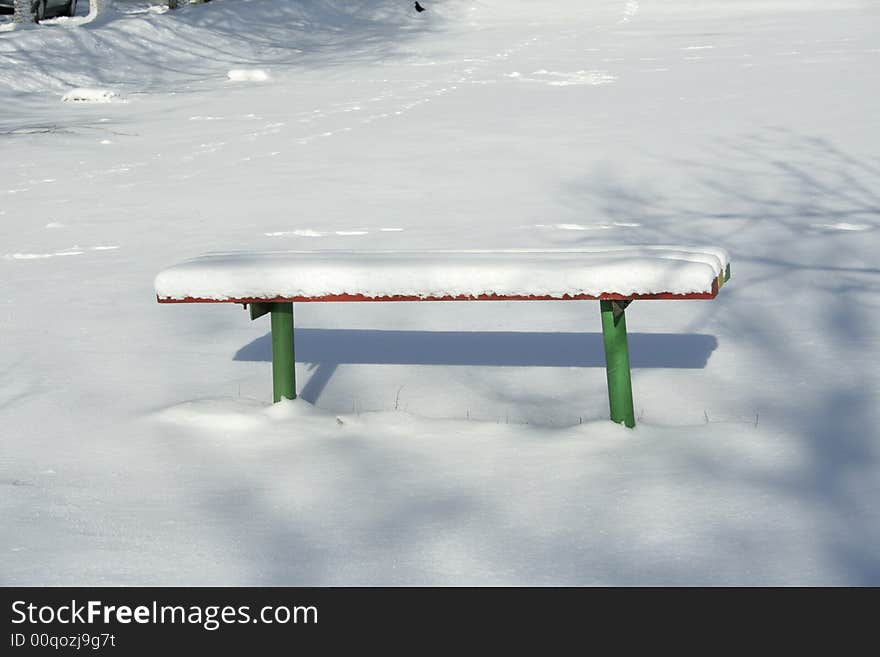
<box><xmin>154</xmin><ymin>247</ymin><xmax>731</xmax><ymax>428</ymax></box>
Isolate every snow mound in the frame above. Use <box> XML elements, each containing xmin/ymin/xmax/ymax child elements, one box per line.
<box><xmin>154</xmin><ymin>247</ymin><xmax>730</xmax><ymax>301</ymax></box>
<box><xmin>61</xmin><ymin>88</ymin><xmax>119</xmax><ymax>103</ymax></box>
<box><xmin>157</xmin><ymin>398</ymin><xmax>347</xmax><ymax>435</ymax></box>
<box><xmin>227</xmin><ymin>69</ymin><xmax>270</xmax><ymax>82</ymax></box>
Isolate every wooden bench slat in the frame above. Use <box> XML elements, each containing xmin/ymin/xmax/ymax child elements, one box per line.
<box><xmin>158</xmin><ymin>287</ymin><xmax>719</xmax><ymax>304</ymax></box>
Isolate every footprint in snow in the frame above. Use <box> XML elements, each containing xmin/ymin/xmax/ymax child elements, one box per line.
<box><xmin>507</xmin><ymin>70</ymin><xmax>617</xmax><ymax>86</ymax></box>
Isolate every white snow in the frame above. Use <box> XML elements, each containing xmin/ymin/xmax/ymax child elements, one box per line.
<box><xmin>2</xmin><ymin>0</ymin><xmax>879</xmax><ymax>585</ymax></box>
<box><xmin>811</xmin><ymin>222</ymin><xmax>871</xmax><ymax>232</ymax></box>
<box><xmin>61</xmin><ymin>88</ymin><xmax>119</xmax><ymax>103</ymax></box>
<box><xmin>154</xmin><ymin>247</ymin><xmax>729</xmax><ymax>300</ymax></box>
<box><xmin>227</xmin><ymin>69</ymin><xmax>270</xmax><ymax>82</ymax></box>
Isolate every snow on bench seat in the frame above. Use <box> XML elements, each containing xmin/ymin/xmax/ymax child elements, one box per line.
<box><xmin>154</xmin><ymin>247</ymin><xmax>730</xmax><ymax>303</ymax></box>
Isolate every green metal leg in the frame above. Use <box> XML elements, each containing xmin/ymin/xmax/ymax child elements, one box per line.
<box><xmin>270</xmin><ymin>303</ymin><xmax>296</xmax><ymax>402</ymax></box>
<box><xmin>600</xmin><ymin>300</ymin><xmax>635</xmax><ymax>428</ymax></box>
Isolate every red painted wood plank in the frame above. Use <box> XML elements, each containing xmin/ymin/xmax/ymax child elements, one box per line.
<box><xmin>157</xmin><ymin>279</ymin><xmax>719</xmax><ymax>304</ymax></box>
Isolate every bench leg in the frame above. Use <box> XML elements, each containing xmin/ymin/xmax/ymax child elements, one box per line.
<box><xmin>600</xmin><ymin>300</ymin><xmax>635</xmax><ymax>428</ymax></box>
<box><xmin>270</xmin><ymin>302</ymin><xmax>296</xmax><ymax>402</ymax></box>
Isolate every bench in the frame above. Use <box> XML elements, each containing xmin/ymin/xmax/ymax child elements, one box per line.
<box><xmin>154</xmin><ymin>247</ymin><xmax>731</xmax><ymax>428</ymax></box>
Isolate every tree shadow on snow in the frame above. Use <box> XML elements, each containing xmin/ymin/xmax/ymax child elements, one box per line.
<box><xmin>555</xmin><ymin>128</ymin><xmax>880</xmax><ymax>583</ymax></box>
<box><xmin>152</xmin><ymin>130</ymin><xmax>880</xmax><ymax>586</ymax></box>
<box><xmin>4</xmin><ymin>1</ymin><xmax>446</xmax><ymax>95</ymax></box>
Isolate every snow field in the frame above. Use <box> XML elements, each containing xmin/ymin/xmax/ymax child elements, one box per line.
<box><xmin>1</xmin><ymin>0</ymin><xmax>878</xmax><ymax>584</ymax></box>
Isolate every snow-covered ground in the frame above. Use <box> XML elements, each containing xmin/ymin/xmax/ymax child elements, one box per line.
<box><xmin>1</xmin><ymin>0</ymin><xmax>878</xmax><ymax>585</ymax></box>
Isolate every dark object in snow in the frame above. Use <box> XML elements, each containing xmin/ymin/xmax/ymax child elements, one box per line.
<box><xmin>1</xmin><ymin>0</ymin><xmax>77</xmax><ymax>22</ymax></box>
<box><xmin>414</xmin><ymin>2</ymin><xmax>426</xmax><ymax>12</ymax></box>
